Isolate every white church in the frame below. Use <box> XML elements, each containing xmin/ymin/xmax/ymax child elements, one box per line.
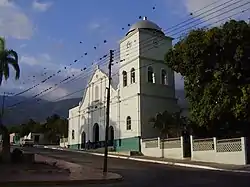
<box><xmin>68</xmin><ymin>17</ymin><xmax>179</xmax><ymax>152</ymax></box>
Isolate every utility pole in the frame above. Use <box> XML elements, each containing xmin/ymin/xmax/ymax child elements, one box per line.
<box><xmin>0</xmin><ymin>92</ymin><xmax>14</xmax><ymax>126</ymax></box>
<box><xmin>103</xmin><ymin>49</ymin><xmax>114</xmax><ymax>173</ymax></box>
<box><xmin>0</xmin><ymin>92</ymin><xmax>6</xmax><ymax>126</ymax></box>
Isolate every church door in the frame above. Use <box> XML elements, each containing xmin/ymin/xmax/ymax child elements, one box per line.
<box><xmin>108</xmin><ymin>126</ymin><xmax>114</xmax><ymax>146</ymax></box>
<box><xmin>81</xmin><ymin>131</ymin><xmax>86</xmax><ymax>149</ymax></box>
<box><xmin>93</xmin><ymin>123</ymin><xmax>99</xmax><ymax>142</ymax></box>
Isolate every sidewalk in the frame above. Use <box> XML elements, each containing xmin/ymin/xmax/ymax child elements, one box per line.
<box><xmin>0</xmin><ymin>152</ymin><xmax>122</xmax><ymax>186</ymax></box>
<box><xmin>44</xmin><ymin>146</ymin><xmax>250</xmax><ymax>174</ymax></box>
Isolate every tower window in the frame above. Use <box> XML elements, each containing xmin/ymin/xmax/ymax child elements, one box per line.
<box><xmin>95</xmin><ymin>86</ymin><xmax>99</xmax><ymax>100</ymax></box>
<box><xmin>123</xmin><ymin>71</ymin><xmax>127</xmax><ymax>87</ymax></box>
<box><xmin>72</xmin><ymin>130</ymin><xmax>75</xmax><ymax>140</ymax></box>
<box><xmin>147</xmin><ymin>66</ymin><xmax>155</xmax><ymax>83</ymax></box>
<box><xmin>161</xmin><ymin>69</ymin><xmax>168</xmax><ymax>85</ymax></box>
<box><xmin>131</xmin><ymin>68</ymin><xmax>135</xmax><ymax>83</ymax></box>
<box><xmin>126</xmin><ymin>116</ymin><xmax>131</xmax><ymax>130</ymax></box>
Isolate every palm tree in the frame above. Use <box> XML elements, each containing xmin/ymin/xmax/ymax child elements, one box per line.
<box><xmin>149</xmin><ymin>110</ymin><xmax>184</xmax><ymax>157</ymax></box>
<box><xmin>0</xmin><ymin>37</ymin><xmax>20</xmax><ymax>85</ymax></box>
<box><xmin>0</xmin><ymin>37</ymin><xmax>20</xmax><ymax>162</ymax></box>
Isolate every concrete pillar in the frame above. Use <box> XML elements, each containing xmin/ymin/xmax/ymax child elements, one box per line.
<box><xmin>190</xmin><ymin>135</ymin><xmax>194</xmax><ymax>159</ymax></box>
<box><xmin>241</xmin><ymin>137</ymin><xmax>247</xmax><ymax>165</ymax></box>
<box><xmin>213</xmin><ymin>137</ymin><xmax>217</xmax><ymax>152</ymax></box>
<box><xmin>180</xmin><ymin>136</ymin><xmax>184</xmax><ymax>158</ymax></box>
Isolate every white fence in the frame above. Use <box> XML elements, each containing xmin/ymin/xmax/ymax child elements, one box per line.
<box><xmin>141</xmin><ymin>137</ymin><xmax>184</xmax><ymax>159</ymax></box>
<box><xmin>141</xmin><ymin>136</ymin><xmax>248</xmax><ymax>165</ymax></box>
<box><xmin>191</xmin><ymin>136</ymin><xmax>247</xmax><ymax>165</ymax></box>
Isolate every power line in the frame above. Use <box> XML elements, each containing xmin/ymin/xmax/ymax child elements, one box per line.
<box><xmin>9</xmin><ymin>0</ymin><xmax>238</xmax><ymax>99</ymax></box>
<box><xmin>12</xmin><ymin>39</ymin><xmax>111</xmax><ymax>97</ymax></box>
<box><xmin>10</xmin><ymin>0</ymin><xmax>235</xmax><ymax>98</ymax></box>
<box><xmin>6</xmin><ymin>2</ymin><xmax>249</xmax><ymax>110</ymax></box>
<box><xmin>167</xmin><ymin>0</ymin><xmax>239</xmax><ymax>33</ymax></box>
<box><xmin>7</xmin><ymin>5</ymin><xmax>249</xmax><ymax>114</ymax></box>
<box><xmin>112</xmin><ymin>1</ymin><xmax>250</xmax><ymax>65</ymax></box>
<box><xmin>7</xmin><ymin>56</ymin><xmax>110</xmax><ymax>108</ymax></box>
<box><xmin>115</xmin><ymin>0</ymin><xmax>243</xmax><ymax>57</ymax></box>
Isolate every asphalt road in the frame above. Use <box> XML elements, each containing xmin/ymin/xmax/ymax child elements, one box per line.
<box><xmin>21</xmin><ymin>146</ymin><xmax>250</xmax><ymax>187</ymax></box>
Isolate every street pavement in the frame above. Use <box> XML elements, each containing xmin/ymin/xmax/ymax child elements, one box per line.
<box><xmin>22</xmin><ymin>146</ymin><xmax>250</xmax><ymax>187</ymax></box>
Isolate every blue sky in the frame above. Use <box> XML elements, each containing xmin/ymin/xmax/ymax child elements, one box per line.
<box><xmin>0</xmin><ymin>0</ymin><xmax>249</xmax><ymax>101</ymax></box>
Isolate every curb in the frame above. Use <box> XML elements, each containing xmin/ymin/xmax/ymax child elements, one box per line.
<box><xmin>44</xmin><ymin>146</ymin><xmax>250</xmax><ymax>174</ymax></box>
<box><xmin>3</xmin><ymin>148</ymin><xmax>123</xmax><ymax>186</ymax></box>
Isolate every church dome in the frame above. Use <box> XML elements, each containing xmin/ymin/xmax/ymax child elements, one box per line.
<box><xmin>126</xmin><ymin>17</ymin><xmax>164</xmax><ymax>36</ymax></box>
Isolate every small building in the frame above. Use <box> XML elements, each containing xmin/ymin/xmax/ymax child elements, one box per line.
<box><xmin>24</xmin><ymin>132</ymin><xmax>45</xmax><ymax>144</ymax></box>
<box><xmin>9</xmin><ymin>133</ymin><xmax>20</xmax><ymax>144</ymax></box>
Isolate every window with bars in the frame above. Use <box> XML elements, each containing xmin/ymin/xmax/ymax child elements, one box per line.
<box><xmin>126</xmin><ymin>116</ymin><xmax>131</xmax><ymax>130</ymax></box>
<box><xmin>161</xmin><ymin>69</ymin><xmax>168</xmax><ymax>85</ymax></box>
<box><xmin>123</xmin><ymin>71</ymin><xmax>128</xmax><ymax>87</ymax></box>
<box><xmin>147</xmin><ymin>66</ymin><xmax>155</xmax><ymax>83</ymax></box>
<box><xmin>131</xmin><ymin>68</ymin><xmax>135</xmax><ymax>83</ymax></box>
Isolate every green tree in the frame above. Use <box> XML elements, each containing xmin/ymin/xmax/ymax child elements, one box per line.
<box><xmin>165</xmin><ymin>20</ymin><xmax>250</xmax><ymax>137</ymax></box>
<box><xmin>44</xmin><ymin>114</ymin><xmax>68</xmax><ymax>144</ymax></box>
<box><xmin>149</xmin><ymin>110</ymin><xmax>184</xmax><ymax>139</ymax></box>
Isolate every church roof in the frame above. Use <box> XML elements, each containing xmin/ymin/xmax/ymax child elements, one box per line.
<box><xmin>126</xmin><ymin>17</ymin><xmax>164</xmax><ymax>36</ymax></box>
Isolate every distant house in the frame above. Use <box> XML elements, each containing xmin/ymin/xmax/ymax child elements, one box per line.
<box><xmin>23</xmin><ymin>132</ymin><xmax>60</xmax><ymax>145</ymax></box>
<box><xmin>9</xmin><ymin>133</ymin><xmax>20</xmax><ymax>144</ymax></box>
<box><xmin>23</xmin><ymin>132</ymin><xmax>45</xmax><ymax>145</ymax></box>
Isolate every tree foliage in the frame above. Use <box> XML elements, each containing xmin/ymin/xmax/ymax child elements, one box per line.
<box><xmin>0</xmin><ymin>37</ymin><xmax>20</xmax><ymax>85</ymax></box>
<box><xmin>8</xmin><ymin>114</ymin><xmax>68</xmax><ymax>141</ymax></box>
<box><xmin>165</xmin><ymin>20</ymin><xmax>250</xmax><ymax>137</ymax></box>
<box><xmin>150</xmin><ymin>110</ymin><xmax>187</xmax><ymax>138</ymax></box>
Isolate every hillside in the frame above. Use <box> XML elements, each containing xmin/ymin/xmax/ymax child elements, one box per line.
<box><xmin>1</xmin><ymin>89</ymin><xmax>187</xmax><ymax>125</ymax></box>
<box><xmin>1</xmin><ymin>96</ymin><xmax>81</xmax><ymax>125</ymax></box>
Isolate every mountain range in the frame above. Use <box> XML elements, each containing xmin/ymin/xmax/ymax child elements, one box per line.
<box><xmin>0</xmin><ymin>89</ymin><xmax>187</xmax><ymax>125</ymax></box>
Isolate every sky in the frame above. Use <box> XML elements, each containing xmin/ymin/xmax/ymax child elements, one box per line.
<box><xmin>0</xmin><ymin>0</ymin><xmax>249</xmax><ymax>102</ymax></box>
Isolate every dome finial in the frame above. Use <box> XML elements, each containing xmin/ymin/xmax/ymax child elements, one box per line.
<box><xmin>143</xmin><ymin>16</ymin><xmax>147</xmax><ymax>20</ymax></box>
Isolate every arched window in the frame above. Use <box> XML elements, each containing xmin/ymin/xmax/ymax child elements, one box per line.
<box><xmin>126</xmin><ymin>116</ymin><xmax>131</xmax><ymax>130</ymax></box>
<box><xmin>131</xmin><ymin>68</ymin><xmax>135</xmax><ymax>83</ymax></box>
<box><xmin>147</xmin><ymin>66</ymin><xmax>155</xmax><ymax>83</ymax></box>
<box><xmin>161</xmin><ymin>69</ymin><xmax>168</xmax><ymax>85</ymax></box>
<box><xmin>72</xmin><ymin>130</ymin><xmax>75</xmax><ymax>140</ymax></box>
<box><xmin>123</xmin><ymin>71</ymin><xmax>127</xmax><ymax>87</ymax></box>
<box><xmin>95</xmin><ymin>86</ymin><xmax>99</xmax><ymax>100</ymax></box>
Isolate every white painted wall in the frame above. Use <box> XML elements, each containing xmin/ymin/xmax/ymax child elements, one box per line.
<box><xmin>141</xmin><ymin>138</ymin><xmax>162</xmax><ymax>158</ymax></box>
<box><xmin>191</xmin><ymin>136</ymin><xmax>247</xmax><ymax>165</ymax></box>
<box><xmin>141</xmin><ymin>137</ymin><xmax>184</xmax><ymax>159</ymax></box>
<box><xmin>68</xmin><ymin>106</ymin><xmax>80</xmax><ymax>146</ymax></box>
<box><xmin>138</xmin><ymin>31</ymin><xmax>178</xmax><ymax>139</ymax></box>
<box><xmin>68</xmin><ymin>19</ymin><xmax>181</xmax><ymax>146</ymax></box>
<box><xmin>139</xmin><ymin>30</ymin><xmax>172</xmax><ymax>62</ymax></box>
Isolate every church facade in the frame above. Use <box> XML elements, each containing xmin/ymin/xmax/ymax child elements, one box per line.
<box><xmin>68</xmin><ymin>17</ymin><xmax>179</xmax><ymax>152</ymax></box>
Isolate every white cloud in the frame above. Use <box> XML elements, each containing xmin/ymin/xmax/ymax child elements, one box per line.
<box><xmin>89</xmin><ymin>23</ymin><xmax>101</xmax><ymax>30</ymax></box>
<box><xmin>0</xmin><ymin>0</ymin><xmax>33</xmax><ymax>39</ymax></box>
<box><xmin>40</xmin><ymin>53</ymin><xmax>51</xmax><ymax>61</ymax></box>
<box><xmin>184</xmin><ymin>0</ymin><xmax>250</xmax><ymax>27</ymax></box>
<box><xmin>32</xmin><ymin>0</ymin><xmax>53</xmax><ymax>12</ymax></box>
<box><xmin>32</xmin><ymin>82</ymin><xmax>70</xmax><ymax>101</ymax></box>
<box><xmin>2</xmin><ymin>52</ymin><xmax>85</xmax><ymax>100</ymax></box>
<box><xmin>87</xmin><ymin>18</ymin><xmax>110</xmax><ymax>33</ymax></box>
<box><xmin>20</xmin><ymin>55</ymin><xmax>39</xmax><ymax>66</ymax></box>
<box><xmin>20</xmin><ymin>54</ymin><xmax>53</xmax><ymax>67</ymax></box>
<box><xmin>0</xmin><ymin>0</ymin><xmax>14</xmax><ymax>7</ymax></box>
<box><xmin>19</xmin><ymin>44</ymin><xmax>27</xmax><ymax>48</ymax></box>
